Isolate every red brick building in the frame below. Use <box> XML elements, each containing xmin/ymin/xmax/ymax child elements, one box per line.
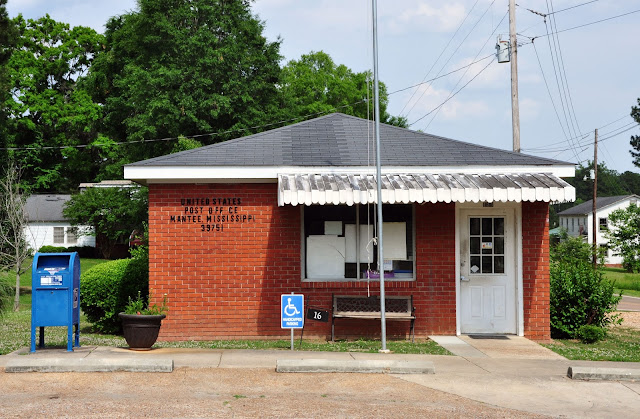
<box><xmin>125</xmin><ymin>113</ymin><xmax>575</xmax><ymax>342</ymax></box>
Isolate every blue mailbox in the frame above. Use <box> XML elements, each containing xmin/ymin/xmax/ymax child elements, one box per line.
<box><xmin>31</xmin><ymin>252</ymin><xmax>80</xmax><ymax>352</ymax></box>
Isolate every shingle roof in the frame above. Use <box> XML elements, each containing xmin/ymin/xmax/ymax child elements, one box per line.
<box><xmin>25</xmin><ymin>195</ymin><xmax>70</xmax><ymax>222</ymax></box>
<box><xmin>558</xmin><ymin>195</ymin><xmax>640</xmax><ymax>216</ymax></box>
<box><xmin>127</xmin><ymin>113</ymin><xmax>572</xmax><ymax>168</ymax></box>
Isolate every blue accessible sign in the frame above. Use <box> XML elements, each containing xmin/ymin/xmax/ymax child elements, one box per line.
<box><xmin>281</xmin><ymin>294</ymin><xmax>304</xmax><ymax>329</ymax></box>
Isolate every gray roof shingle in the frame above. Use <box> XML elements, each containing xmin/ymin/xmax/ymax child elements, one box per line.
<box><xmin>558</xmin><ymin>195</ymin><xmax>640</xmax><ymax>216</ymax></box>
<box><xmin>25</xmin><ymin>195</ymin><xmax>70</xmax><ymax>222</ymax></box>
<box><xmin>127</xmin><ymin>113</ymin><xmax>572</xmax><ymax>168</ymax></box>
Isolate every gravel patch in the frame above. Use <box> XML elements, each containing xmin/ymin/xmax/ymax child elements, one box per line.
<box><xmin>0</xmin><ymin>368</ymin><xmax>544</xmax><ymax>418</ymax></box>
<box><xmin>616</xmin><ymin>311</ymin><xmax>640</xmax><ymax>329</ymax></box>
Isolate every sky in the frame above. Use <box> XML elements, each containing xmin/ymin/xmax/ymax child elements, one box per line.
<box><xmin>7</xmin><ymin>0</ymin><xmax>640</xmax><ymax>176</ymax></box>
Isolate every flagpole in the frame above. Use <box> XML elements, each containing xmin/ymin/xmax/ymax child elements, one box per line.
<box><xmin>372</xmin><ymin>0</ymin><xmax>388</xmax><ymax>352</ymax></box>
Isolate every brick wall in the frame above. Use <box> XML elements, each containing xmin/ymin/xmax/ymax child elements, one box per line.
<box><xmin>149</xmin><ymin>183</ymin><xmax>548</xmax><ymax>341</ymax></box>
<box><xmin>522</xmin><ymin>201</ymin><xmax>551</xmax><ymax>342</ymax></box>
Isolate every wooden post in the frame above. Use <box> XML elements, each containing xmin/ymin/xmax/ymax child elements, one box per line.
<box><xmin>509</xmin><ymin>0</ymin><xmax>520</xmax><ymax>153</ymax></box>
<box><xmin>592</xmin><ymin>129</ymin><xmax>598</xmax><ymax>267</ymax></box>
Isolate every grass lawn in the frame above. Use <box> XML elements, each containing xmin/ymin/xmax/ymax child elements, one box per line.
<box><xmin>0</xmin><ymin>292</ymin><xmax>450</xmax><ymax>356</ymax></box>
<box><xmin>603</xmin><ymin>267</ymin><xmax>640</xmax><ymax>295</ymax></box>
<box><xmin>543</xmin><ymin>326</ymin><xmax>640</xmax><ymax>362</ymax></box>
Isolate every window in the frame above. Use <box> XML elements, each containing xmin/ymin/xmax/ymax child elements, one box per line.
<box><xmin>469</xmin><ymin>217</ymin><xmax>505</xmax><ymax>274</ymax></box>
<box><xmin>66</xmin><ymin>227</ymin><xmax>77</xmax><ymax>245</ymax></box>
<box><xmin>599</xmin><ymin>218</ymin><xmax>608</xmax><ymax>232</ymax></box>
<box><xmin>303</xmin><ymin>204</ymin><xmax>414</xmax><ymax>280</ymax></box>
<box><xmin>53</xmin><ymin>227</ymin><xmax>65</xmax><ymax>244</ymax></box>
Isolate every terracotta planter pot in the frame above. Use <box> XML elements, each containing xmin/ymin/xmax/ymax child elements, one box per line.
<box><xmin>118</xmin><ymin>313</ymin><xmax>166</xmax><ymax>350</ymax></box>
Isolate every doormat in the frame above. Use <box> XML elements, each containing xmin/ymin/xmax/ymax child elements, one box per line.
<box><xmin>467</xmin><ymin>335</ymin><xmax>510</xmax><ymax>340</ymax></box>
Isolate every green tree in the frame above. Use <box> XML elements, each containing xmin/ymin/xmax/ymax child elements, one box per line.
<box><xmin>607</xmin><ymin>203</ymin><xmax>640</xmax><ymax>272</ymax></box>
<box><xmin>87</xmin><ymin>0</ymin><xmax>282</xmax><ymax>165</ymax></box>
<box><xmin>550</xmin><ymin>161</ymin><xmax>640</xmax><ymax>228</ymax></box>
<box><xmin>63</xmin><ymin>186</ymin><xmax>148</xmax><ymax>259</ymax></box>
<box><xmin>3</xmin><ymin>15</ymin><xmax>105</xmax><ymax>191</ymax></box>
<box><xmin>0</xmin><ymin>0</ymin><xmax>18</xmax><ymax>166</ymax></box>
<box><xmin>629</xmin><ymin>98</ymin><xmax>640</xmax><ymax>167</ymax></box>
<box><xmin>279</xmin><ymin>51</ymin><xmax>408</xmax><ymax>127</ymax></box>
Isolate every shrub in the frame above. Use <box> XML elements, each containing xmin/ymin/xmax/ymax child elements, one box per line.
<box><xmin>575</xmin><ymin>324</ymin><xmax>607</xmax><ymax>344</ymax></box>
<box><xmin>80</xmin><ymin>257</ymin><xmax>149</xmax><ymax>333</ymax></box>
<box><xmin>37</xmin><ymin>245</ymin><xmax>98</xmax><ymax>258</ymax></box>
<box><xmin>550</xmin><ymin>260</ymin><xmax>622</xmax><ymax>339</ymax></box>
<box><xmin>38</xmin><ymin>245</ymin><xmax>67</xmax><ymax>253</ymax></box>
<box><xmin>67</xmin><ymin>246</ymin><xmax>99</xmax><ymax>258</ymax></box>
<box><xmin>0</xmin><ymin>279</ymin><xmax>12</xmax><ymax>315</ymax></box>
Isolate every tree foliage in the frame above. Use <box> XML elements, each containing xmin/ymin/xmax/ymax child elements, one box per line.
<box><xmin>63</xmin><ymin>187</ymin><xmax>148</xmax><ymax>259</ymax></box>
<box><xmin>550</xmin><ymin>234</ymin><xmax>621</xmax><ymax>338</ymax></box>
<box><xmin>87</xmin><ymin>0</ymin><xmax>282</xmax><ymax>166</ymax></box>
<box><xmin>550</xmin><ymin>161</ymin><xmax>640</xmax><ymax>228</ymax></box>
<box><xmin>2</xmin><ymin>15</ymin><xmax>104</xmax><ymax>191</ymax></box>
<box><xmin>0</xmin><ymin>0</ymin><xmax>18</xmax><ymax>163</ymax></box>
<box><xmin>629</xmin><ymin>98</ymin><xmax>640</xmax><ymax>167</ymax></box>
<box><xmin>607</xmin><ymin>203</ymin><xmax>640</xmax><ymax>272</ymax></box>
<box><xmin>279</xmin><ymin>51</ymin><xmax>408</xmax><ymax>127</ymax></box>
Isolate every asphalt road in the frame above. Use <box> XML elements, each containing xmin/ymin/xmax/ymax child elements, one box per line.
<box><xmin>1</xmin><ymin>368</ymin><xmax>543</xmax><ymax>418</ymax></box>
<box><xmin>619</xmin><ymin>295</ymin><xmax>640</xmax><ymax>311</ymax></box>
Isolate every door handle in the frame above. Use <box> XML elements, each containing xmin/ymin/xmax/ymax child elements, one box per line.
<box><xmin>460</xmin><ymin>276</ymin><xmax>470</xmax><ymax>282</ymax></box>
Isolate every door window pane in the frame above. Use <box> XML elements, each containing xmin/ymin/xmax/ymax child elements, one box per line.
<box><xmin>469</xmin><ymin>216</ymin><xmax>505</xmax><ymax>275</ymax></box>
<box><xmin>470</xmin><ymin>237</ymin><xmax>480</xmax><ymax>254</ymax></box>
<box><xmin>470</xmin><ymin>218</ymin><xmax>480</xmax><ymax>235</ymax></box>
<box><xmin>494</xmin><ymin>218</ymin><xmax>504</xmax><ymax>235</ymax></box>
<box><xmin>482</xmin><ymin>218</ymin><xmax>492</xmax><ymax>235</ymax></box>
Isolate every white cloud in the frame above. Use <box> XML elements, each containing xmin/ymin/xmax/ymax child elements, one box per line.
<box><xmin>401</xmin><ymin>83</ymin><xmax>491</xmax><ymax>125</ymax></box>
<box><xmin>384</xmin><ymin>1</ymin><xmax>467</xmax><ymax>34</ymax></box>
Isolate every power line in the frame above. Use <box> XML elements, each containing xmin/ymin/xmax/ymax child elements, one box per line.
<box><xmin>531</xmin><ymin>40</ymin><xmax>576</xmax><ymax>159</ymax></box>
<box><xmin>544</xmin><ymin>5</ymin><xmax>580</xmax><ymax>159</ymax></box>
<box><xmin>388</xmin><ymin>54</ymin><xmax>495</xmax><ymax>95</ymax></box>
<box><xmin>519</xmin><ymin>0</ymin><xmax>601</xmax><ymax>17</ymax></box>
<box><xmin>403</xmin><ymin>2</ymin><xmax>499</xmax><ymax>119</ymax></box>
<box><xmin>408</xmin><ymin>58</ymin><xmax>496</xmax><ymax>127</ymax></box>
<box><xmin>533</xmin><ymin>8</ymin><xmax>640</xmax><ymax>38</ymax></box>
<box><xmin>548</xmin><ymin>0</ymin><xmax>584</xmax><ymax>144</ymax></box>
<box><xmin>522</xmin><ymin>116</ymin><xmax>636</xmax><ymax>151</ymax></box>
<box><xmin>398</xmin><ymin>0</ymin><xmax>481</xmax><ymax>116</ymax></box>
<box><xmin>422</xmin><ymin>7</ymin><xmax>508</xmax><ymax>130</ymax></box>
<box><xmin>522</xmin><ymin>121</ymin><xmax>639</xmax><ymax>154</ymax></box>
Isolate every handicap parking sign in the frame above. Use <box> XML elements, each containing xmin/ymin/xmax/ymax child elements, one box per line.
<box><xmin>281</xmin><ymin>294</ymin><xmax>304</xmax><ymax>329</ymax></box>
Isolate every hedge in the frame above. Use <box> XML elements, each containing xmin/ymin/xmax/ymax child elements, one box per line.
<box><xmin>80</xmin><ymin>257</ymin><xmax>148</xmax><ymax>333</ymax></box>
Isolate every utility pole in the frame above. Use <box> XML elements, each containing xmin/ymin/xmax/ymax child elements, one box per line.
<box><xmin>509</xmin><ymin>0</ymin><xmax>521</xmax><ymax>153</ymax></box>
<box><xmin>592</xmin><ymin>129</ymin><xmax>598</xmax><ymax>267</ymax></box>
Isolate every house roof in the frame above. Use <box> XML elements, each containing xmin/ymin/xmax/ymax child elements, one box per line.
<box><xmin>25</xmin><ymin>195</ymin><xmax>71</xmax><ymax>222</ymax></box>
<box><xmin>558</xmin><ymin>195</ymin><xmax>640</xmax><ymax>216</ymax></box>
<box><xmin>79</xmin><ymin>180</ymin><xmax>135</xmax><ymax>190</ymax></box>
<box><xmin>126</xmin><ymin>113</ymin><xmax>572</xmax><ymax>169</ymax></box>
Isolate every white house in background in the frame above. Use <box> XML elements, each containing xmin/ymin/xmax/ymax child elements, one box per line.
<box><xmin>23</xmin><ymin>194</ymin><xmax>95</xmax><ymax>251</ymax></box>
<box><xmin>558</xmin><ymin>194</ymin><xmax>640</xmax><ymax>266</ymax></box>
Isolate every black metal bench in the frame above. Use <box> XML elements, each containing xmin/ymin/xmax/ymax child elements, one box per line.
<box><xmin>331</xmin><ymin>294</ymin><xmax>415</xmax><ymax>342</ymax></box>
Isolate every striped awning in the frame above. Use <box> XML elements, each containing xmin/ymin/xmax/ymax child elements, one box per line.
<box><xmin>277</xmin><ymin>173</ymin><xmax>575</xmax><ymax>206</ymax></box>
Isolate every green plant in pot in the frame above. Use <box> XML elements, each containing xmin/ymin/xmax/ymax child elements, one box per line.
<box><xmin>118</xmin><ymin>292</ymin><xmax>168</xmax><ymax>350</ymax></box>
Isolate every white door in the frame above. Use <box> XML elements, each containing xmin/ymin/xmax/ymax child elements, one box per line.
<box><xmin>460</xmin><ymin>209</ymin><xmax>516</xmax><ymax>334</ymax></box>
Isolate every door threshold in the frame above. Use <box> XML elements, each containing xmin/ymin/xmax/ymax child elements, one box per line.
<box><xmin>466</xmin><ymin>334</ymin><xmax>511</xmax><ymax>340</ymax></box>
